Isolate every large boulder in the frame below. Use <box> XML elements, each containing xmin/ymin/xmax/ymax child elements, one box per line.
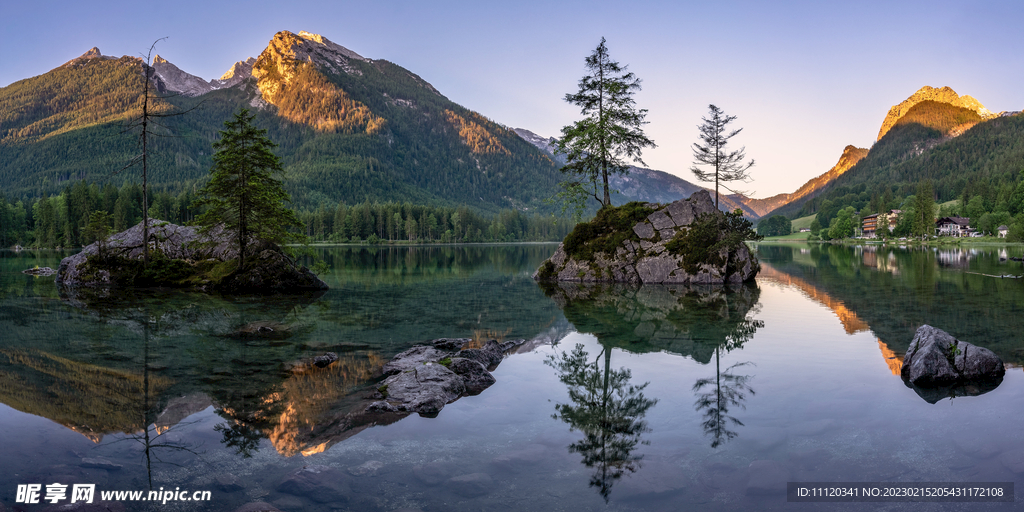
<box><xmin>901</xmin><ymin>325</ymin><xmax>1005</xmax><ymax>403</ymax></box>
<box><xmin>55</xmin><ymin>219</ymin><xmax>327</xmax><ymax>293</ymax></box>
<box><xmin>534</xmin><ymin>191</ymin><xmax>758</xmax><ymax>285</ymax></box>
<box><xmin>374</xmin><ymin>362</ymin><xmax>467</xmax><ymax>416</ymax></box>
<box><xmin>368</xmin><ymin>337</ymin><xmax>523</xmax><ymax>416</ymax></box>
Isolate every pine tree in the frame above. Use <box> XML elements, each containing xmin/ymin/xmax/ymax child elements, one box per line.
<box><xmin>553</xmin><ymin>38</ymin><xmax>655</xmax><ymax>217</ymax></box>
<box><xmin>913</xmin><ymin>180</ymin><xmax>935</xmax><ymax>237</ymax></box>
<box><xmin>195</xmin><ymin>108</ymin><xmax>304</xmax><ymax>270</ymax></box>
<box><xmin>690</xmin><ymin>105</ymin><xmax>755</xmax><ymax>209</ymax></box>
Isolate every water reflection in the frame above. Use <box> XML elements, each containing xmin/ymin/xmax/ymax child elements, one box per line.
<box><xmin>755</xmin><ymin>243</ymin><xmax>1024</xmax><ymax>365</ymax></box>
<box><xmin>757</xmin><ymin>243</ymin><xmax>1022</xmax><ymax>403</ymax></box>
<box><xmin>546</xmin><ymin>344</ymin><xmax>657</xmax><ymax>501</ymax></box>
<box><xmin>540</xmin><ymin>281</ymin><xmax>762</xmax><ymax>362</ymax></box>
<box><xmin>693</xmin><ymin>352</ymin><xmax>754</xmax><ymax>448</ymax></box>
<box><xmin>0</xmin><ymin>245</ymin><xmax>564</xmax><ymax>464</ymax></box>
<box><xmin>541</xmin><ymin>281</ymin><xmax>764</xmax><ymax>459</ymax></box>
<box><xmin>127</xmin><ymin>322</ymin><xmax>205</xmax><ymax>490</ymax></box>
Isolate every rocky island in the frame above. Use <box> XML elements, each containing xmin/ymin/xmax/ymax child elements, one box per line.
<box><xmin>56</xmin><ymin>219</ymin><xmax>327</xmax><ymax>293</ymax></box>
<box><xmin>367</xmin><ymin>337</ymin><xmax>525</xmax><ymax>416</ymax></box>
<box><xmin>534</xmin><ymin>190</ymin><xmax>759</xmax><ymax>285</ymax></box>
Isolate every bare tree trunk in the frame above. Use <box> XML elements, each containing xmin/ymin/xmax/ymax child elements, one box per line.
<box><xmin>141</xmin><ymin>56</ymin><xmax>151</xmax><ymax>267</ymax></box>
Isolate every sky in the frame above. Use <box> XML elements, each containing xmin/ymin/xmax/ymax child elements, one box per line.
<box><xmin>2</xmin><ymin>0</ymin><xmax>1023</xmax><ymax>198</ymax></box>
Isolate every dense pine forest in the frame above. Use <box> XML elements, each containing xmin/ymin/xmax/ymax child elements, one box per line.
<box><xmin>0</xmin><ymin>180</ymin><xmax>574</xmax><ymax>248</ymax></box>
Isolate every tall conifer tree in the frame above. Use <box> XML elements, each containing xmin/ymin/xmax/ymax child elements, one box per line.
<box><xmin>690</xmin><ymin>105</ymin><xmax>755</xmax><ymax>209</ymax></box>
<box><xmin>554</xmin><ymin>38</ymin><xmax>655</xmax><ymax>217</ymax></box>
<box><xmin>195</xmin><ymin>108</ymin><xmax>304</xmax><ymax>270</ymax></box>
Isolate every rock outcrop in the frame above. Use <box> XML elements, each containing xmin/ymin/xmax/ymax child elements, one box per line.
<box><xmin>213</xmin><ymin>57</ymin><xmax>257</xmax><ymax>89</ymax></box>
<box><xmin>55</xmin><ymin>219</ymin><xmax>327</xmax><ymax>293</ymax></box>
<box><xmin>151</xmin><ymin>55</ymin><xmax>217</xmax><ymax>96</ymax></box>
<box><xmin>901</xmin><ymin>325</ymin><xmax>1005</xmax><ymax>403</ymax></box>
<box><xmin>368</xmin><ymin>338</ymin><xmax>523</xmax><ymax>416</ymax></box>
<box><xmin>249</xmin><ymin>30</ymin><xmax>386</xmax><ymax>132</ymax></box>
<box><xmin>534</xmin><ymin>191</ymin><xmax>758</xmax><ymax>285</ymax></box>
<box><xmin>252</xmin><ymin>30</ymin><xmax>367</xmax><ymax>104</ymax></box>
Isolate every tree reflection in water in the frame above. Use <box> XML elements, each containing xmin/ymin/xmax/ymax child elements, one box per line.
<box><xmin>542</xmin><ymin>281</ymin><xmax>763</xmax><ymax>449</ymax></box>
<box><xmin>693</xmin><ymin>354</ymin><xmax>754</xmax><ymax>448</ymax></box>
<box><xmin>116</xmin><ymin>319</ymin><xmax>206</xmax><ymax>490</ymax></box>
<box><xmin>214</xmin><ymin>420</ymin><xmax>263</xmax><ymax>458</ymax></box>
<box><xmin>691</xmin><ymin>295</ymin><xmax>761</xmax><ymax>448</ymax></box>
<box><xmin>546</xmin><ymin>344</ymin><xmax>657</xmax><ymax>502</ymax></box>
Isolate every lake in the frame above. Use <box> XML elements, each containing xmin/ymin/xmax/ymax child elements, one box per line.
<box><xmin>1</xmin><ymin>242</ymin><xmax>1022</xmax><ymax>511</ymax></box>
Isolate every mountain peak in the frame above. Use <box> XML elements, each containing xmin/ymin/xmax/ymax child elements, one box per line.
<box><xmin>60</xmin><ymin>47</ymin><xmax>107</xmax><ymax>69</ymax></box>
<box><xmin>296</xmin><ymin>31</ymin><xmax>366</xmax><ymax>61</ymax></box>
<box><xmin>877</xmin><ymin>85</ymin><xmax>994</xmax><ymax>141</ymax></box>
<box><xmin>252</xmin><ymin>30</ymin><xmax>370</xmax><ymax>105</ymax></box>
<box><xmin>151</xmin><ymin>55</ymin><xmax>216</xmax><ymax>97</ymax></box>
<box><xmin>219</xmin><ymin>57</ymin><xmax>256</xmax><ymax>81</ymax></box>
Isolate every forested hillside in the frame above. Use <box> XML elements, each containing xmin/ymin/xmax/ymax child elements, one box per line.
<box><xmin>0</xmin><ymin>32</ymin><xmax>563</xmax><ymax>215</ymax></box>
<box><xmin>770</xmin><ymin>100</ymin><xmax>1024</xmax><ymax>227</ymax></box>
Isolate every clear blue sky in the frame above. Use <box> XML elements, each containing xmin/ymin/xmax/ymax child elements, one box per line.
<box><xmin>3</xmin><ymin>0</ymin><xmax>1022</xmax><ymax>197</ymax></box>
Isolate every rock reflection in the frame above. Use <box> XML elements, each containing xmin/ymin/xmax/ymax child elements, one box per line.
<box><xmin>546</xmin><ymin>344</ymin><xmax>657</xmax><ymax>502</ymax></box>
<box><xmin>541</xmin><ymin>281</ymin><xmax>762</xmax><ymax>362</ymax></box>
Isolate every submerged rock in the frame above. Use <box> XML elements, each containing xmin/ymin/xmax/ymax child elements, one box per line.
<box><xmin>901</xmin><ymin>325</ymin><xmax>1005</xmax><ymax>403</ymax></box>
<box><xmin>55</xmin><ymin>219</ymin><xmax>327</xmax><ymax>294</ymax></box>
<box><xmin>347</xmin><ymin>460</ymin><xmax>384</xmax><ymax>477</ymax></box>
<box><xmin>228</xmin><ymin>321</ymin><xmax>292</xmax><ymax>339</ymax></box>
<box><xmin>276</xmin><ymin>465</ymin><xmax>350</xmax><ymax>504</ymax></box>
<box><xmin>534</xmin><ymin>191</ymin><xmax>758</xmax><ymax>285</ymax></box>
<box><xmin>447</xmin><ymin>473</ymin><xmax>495</xmax><ymax>497</ymax></box>
<box><xmin>215</xmin><ymin>473</ymin><xmax>245</xmax><ymax>492</ymax></box>
<box><xmin>313</xmin><ymin>352</ymin><xmax>339</xmax><ymax>368</ymax></box>
<box><xmin>23</xmin><ymin>266</ymin><xmax>57</xmax><ymax>276</ymax></box>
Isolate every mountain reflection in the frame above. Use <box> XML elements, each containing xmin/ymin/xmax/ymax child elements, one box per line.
<box><xmin>0</xmin><ymin>287</ymin><xmax>398</xmax><ymax>458</ymax></box>
<box><xmin>546</xmin><ymin>344</ymin><xmax>657</xmax><ymax>502</ymax></box>
<box><xmin>756</xmin><ymin>244</ymin><xmax>1024</xmax><ymax>365</ymax></box>
<box><xmin>756</xmin><ymin>243</ymin><xmax>1021</xmax><ymax>402</ymax></box>
<box><xmin>214</xmin><ymin>350</ymin><xmax>387</xmax><ymax>458</ymax></box>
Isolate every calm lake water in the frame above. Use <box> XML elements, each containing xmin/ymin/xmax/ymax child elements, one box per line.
<box><xmin>1</xmin><ymin>242</ymin><xmax>1023</xmax><ymax>511</ymax></box>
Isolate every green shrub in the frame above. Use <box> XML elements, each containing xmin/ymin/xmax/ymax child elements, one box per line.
<box><xmin>666</xmin><ymin>210</ymin><xmax>761</xmax><ymax>274</ymax></box>
<box><xmin>562</xmin><ymin>202</ymin><xmax>656</xmax><ymax>262</ymax></box>
<box><xmin>537</xmin><ymin>260</ymin><xmax>556</xmax><ymax>280</ymax></box>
